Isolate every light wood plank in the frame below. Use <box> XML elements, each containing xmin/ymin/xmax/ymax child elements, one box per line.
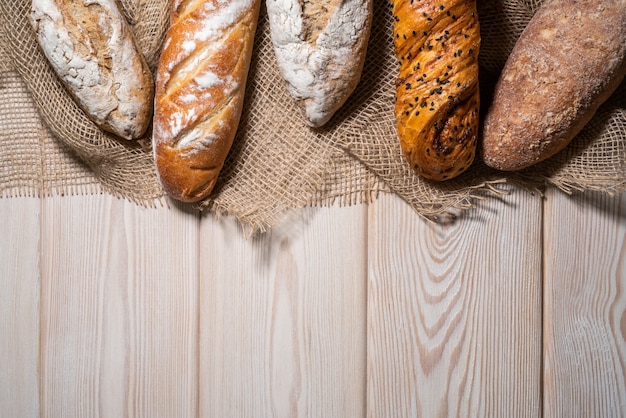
<box><xmin>198</xmin><ymin>205</ymin><xmax>368</xmax><ymax>417</ymax></box>
<box><xmin>0</xmin><ymin>197</ymin><xmax>40</xmax><ymax>418</ymax></box>
<box><xmin>367</xmin><ymin>189</ymin><xmax>543</xmax><ymax>417</ymax></box>
<box><xmin>39</xmin><ymin>195</ymin><xmax>199</xmax><ymax>418</ymax></box>
<box><xmin>543</xmin><ymin>189</ymin><xmax>626</xmax><ymax>417</ymax></box>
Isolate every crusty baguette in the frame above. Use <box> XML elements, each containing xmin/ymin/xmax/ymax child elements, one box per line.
<box><xmin>152</xmin><ymin>0</ymin><xmax>260</xmax><ymax>202</ymax></box>
<box><xmin>393</xmin><ymin>0</ymin><xmax>480</xmax><ymax>181</ymax></box>
<box><xmin>30</xmin><ymin>0</ymin><xmax>153</xmax><ymax>140</ymax></box>
<box><xmin>481</xmin><ymin>0</ymin><xmax>626</xmax><ymax>171</ymax></box>
<box><xmin>266</xmin><ymin>0</ymin><xmax>372</xmax><ymax>127</ymax></box>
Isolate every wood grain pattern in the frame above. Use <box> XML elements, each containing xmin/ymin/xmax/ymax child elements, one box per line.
<box><xmin>367</xmin><ymin>189</ymin><xmax>543</xmax><ymax>417</ymax></box>
<box><xmin>198</xmin><ymin>205</ymin><xmax>368</xmax><ymax>417</ymax></box>
<box><xmin>0</xmin><ymin>198</ymin><xmax>40</xmax><ymax>418</ymax></box>
<box><xmin>543</xmin><ymin>189</ymin><xmax>626</xmax><ymax>417</ymax></box>
<box><xmin>2</xmin><ymin>187</ymin><xmax>626</xmax><ymax>417</ymax></box>
<box><xmin>38</xmin><ymin>195</ymin><xmax>199</xmax><ymax>418</ymax></box>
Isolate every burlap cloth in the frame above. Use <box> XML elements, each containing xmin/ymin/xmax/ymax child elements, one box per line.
<box><xmin>1</xmin><ymin>0</ymin><xmax>624</xmax><ymax>235</ymax></box>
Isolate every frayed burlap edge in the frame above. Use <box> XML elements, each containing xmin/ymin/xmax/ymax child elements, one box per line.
<box><xmin>1</xmin><ymin>0</ymin><xmax>624</xmax><ymax>237</ymax></box>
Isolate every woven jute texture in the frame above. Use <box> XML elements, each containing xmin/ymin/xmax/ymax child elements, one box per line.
<box><xmin>1</xmin><ymin>0</ymin><xmax>624</xmax><ymax>235</ymax></box>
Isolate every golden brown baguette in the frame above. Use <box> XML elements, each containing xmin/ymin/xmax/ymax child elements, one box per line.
<box><xmin>393</xmin><ymin>0</ymin><xmax>480</xmax><ymax>181</ymax></box>
<box><xmin>481</xmin><ymin>0</ymin><xmax>626</xmax><ymax>171</ymax></box>
<box><xmin>153</xmin><ymin>0</ymin><xmax>260</xmax><ymax>202</ymax></box>
<box><xmin>30</xmin><ymin>0</ymin><xmax>154</xmax><ymax>140</ymax></box>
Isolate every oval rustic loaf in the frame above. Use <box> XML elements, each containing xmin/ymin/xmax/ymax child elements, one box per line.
<box><xmin>266</xmin><ymin>0</ymin><xmax>373</xmax><ymax>127</ymax></box>
<box><xmin>481</xmin><ymin>0</ymin><xmax>626</xmax><ymax>171</ymax></box>
<box><xmin>30</xmin><ymin>0</ymin><xmax>154</xmax><ymax>140</ymax></box>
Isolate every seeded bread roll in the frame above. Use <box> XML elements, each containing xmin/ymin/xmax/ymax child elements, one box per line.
<box><xmin>266</xmin><ymin>0</ymin><xmax>372</xmax><ymax>127</ymax></box>
<box><xmin>153</xmin><ymin>0</ymin><xmax>260</xmax><ymax>202</ymax></box>
<box><xmin>481</xmin><ymin>0</ymin><xmax>626</xmax><ymax>171</ymax></box>
<box><xmin>393</xmin><ymin>0</ymin><xmax>480</xmax><ymax>181</ymax></box>
<box><xmin>30</xmin><ymin>0</ymin><xmax>154</xmax><ymax>140</ymax></box>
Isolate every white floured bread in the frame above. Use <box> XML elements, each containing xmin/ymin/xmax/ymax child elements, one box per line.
<box><xmin>152</xmin><ymin>0</ymin><xmax>260</xmax><ymax>203</ymax></box>
<box><xmin>266</xmin><ymin>0</ymin><xmax>373</xmax><ymax>127</ymax></box>
<box><xmin>30</xmin><ymin>0</ymin><xmax>154</xmax><ymax>140</ymax></box>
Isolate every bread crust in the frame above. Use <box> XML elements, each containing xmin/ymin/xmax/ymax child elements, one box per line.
<box><xmin>30</xmin><ymin>0</ymin><xmax>154</xmax><ymax>140</ymax></box>
<box><xmin>481</xmin><ymin>0</ymin><xmax>626</xmax><ymax>171</ymax></box>
<box><xmin>153</xmin><ymin>0</ymin><xmax>260</xmax><ymax>202</ymax></box>
<box><xmin>266</xmin><ymin>0</ymin><xmax>373</xmax><ymax>127</ymax></box>
<box><xmin>393</xmin><ymin>0</ymin><xmax>480</xmax><ymax>181</ymax></box>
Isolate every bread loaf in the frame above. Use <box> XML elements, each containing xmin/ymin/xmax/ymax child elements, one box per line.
<box><xmin>481</xmin><ymin>0</ymin><xmax>626</xmax><ymax>171</ymax></box>
<box><xmin>30</xmin><ymin>0</ymin><xmax>153</xmax><ymax>140</ymax></box>
<box><xmin>393</xmin><ymin>0</ymin><xmax>480</xmax><ymax>181</ymax></box>
<box><xmin>266</xmin><ymin>0</ymin><xmax>372</xmax><ymax>127</ymax></box>
<box><xmin>153</xmin><ymin>0</ymin><xmax>260</xmax><ymax>202</ymax></box>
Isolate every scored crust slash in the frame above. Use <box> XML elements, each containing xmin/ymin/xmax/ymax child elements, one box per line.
<box><xmin>266</xmin><ymin>0</ymin><xmax>373</xmax><ymax>127</ymax></box>
<box><xmin>392</xmin><ymin>0</ymin><xmax>481</xmax><ymax>181</ymax></box>
<box><xmin>152</xmin><ymin>0</ymin><xmax>261</xmax><ymax>203</ymax></box>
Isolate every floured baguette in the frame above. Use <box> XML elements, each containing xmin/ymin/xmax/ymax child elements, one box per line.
<box><xmin>393</xmin><ymin>0</ymin><xmax>481</xmax><ymax>181</ymax></box>
<box><xmin>152</xmin><ymin>0</ymin><xmax>260</xmax><ymax>202</ymax></box>
<box><xmin>481</xmin><ymin>0</ymin><xmax>626</xmax><ymax>171</ymax></box>
<box><xmin>30</xmin><ymin>0</ymin><xmax>153</xmax><ymax>140</ymax></box>
<box><xmin>266</xmin><ymin>0</ymin><xmax>372</xmax><ymax>127</ymax></box>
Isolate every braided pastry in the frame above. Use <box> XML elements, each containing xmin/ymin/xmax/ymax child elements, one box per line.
<box><xmin>393</xmin><ymin>0</ymin><xmax>480</xmax><ymax>181</ymax></box>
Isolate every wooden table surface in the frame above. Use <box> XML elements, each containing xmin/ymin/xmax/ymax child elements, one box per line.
<box><xmin>1</xmin><ymin>186</ymin><xmax>625</xmax><ymax>417</ymax></box>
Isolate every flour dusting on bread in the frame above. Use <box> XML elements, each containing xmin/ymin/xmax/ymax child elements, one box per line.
<box><xmin>30</xmin><ymin>0</ymin><xmax>153</xmax><ymax>139</ymax></box>
<box><xmin>152</xmin><ymin>0</ymin><xmax>260</xmax><ymax>202</ymax></box>
<box><xmin>266</xmin><ymin>0</ymin><xmax>372</xmax><ymax>127</ymax></box>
